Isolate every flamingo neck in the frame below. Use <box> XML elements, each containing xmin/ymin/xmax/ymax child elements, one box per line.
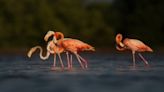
<box><xmin>55</xmin><ymin>32</ymin><xmax>64</xmax><ymax>46</ymax></box>
<box><xmin>47</xmin><ymin>41</ymin><xmax>55</xmax><ymax>54</ymax></box>
<box><xmin>47</xmin><ymin>40</ymin><xmax>64</xmax><ymax>54</ymax></box>
<box><xmin>116</xmin><ymin>45</ymin><xmax>126</xmax><ymax>51</ymax></box>
<box><xmin>29</xmin><ymin>46</ymin><xmax>50</xmax><ymax>60</ymax></box>
<box><xmin>56</xmin><ymin>32</ymin><xmax>64</xmax><ymax>40</ymax></box>
<box><xmin>44</xmin><ymin>31</ymin><xmax>55</xmax><ymax>41</ymax></box>
<box><xmin>116</xmin><ymin>34</ymin><xmax>125</xmax><ymax>47</ymax></box>
<box><xmin>116</xmin><ymin>34</ymin><xmax>123</xmax><ymax>44</ymax></box>
<box><xmin>38</xmin><ymin>46</ymin><xmax>50</xmax><ymax>60</ymax></box>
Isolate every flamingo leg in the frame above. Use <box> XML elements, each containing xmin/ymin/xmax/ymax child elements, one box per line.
<box><xmin>66</xmin><ymin>52</ymin><xmax>71</xmax><ymax>70</ymax></box>
<box><xmin>76</xmin><ymin>54</ymin><xmax>88</xmax><ymax>69</ymax></box>
<box><xmin>138</xmin><ymin>53</ymin><xmax>149</xmax><ymax>66</ymax></box>
<box><xmin>70</xmin><ymin>54</ymin><xmax>73</xmax><ymax>69</ymax></box>
<box><xmin>53</xmin><ymin>54</ymin><xmax>57</xmax><ymax>67</ymax></box>
<box><xmin>132</xmin><ymin>51</ymin><xmax>136</xmax><ymax>68</ymax></box>
<box><xmin>74</xmin><ymin>53</ymin><xmax>85</xmax><ymax>69</ymax></box>
<box><xmin>51</xmin><ymin>54</ymin><xmax>57</xmax><ymax>70</ymax></box>
<box><xmin>57</xmin><ymin>53</ymin><xmax>64</xmax><ymax>70</ymax></box>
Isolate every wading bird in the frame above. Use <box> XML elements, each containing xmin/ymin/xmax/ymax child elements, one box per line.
<box><xmin>115</xmin><ymin>33</ymin><xmax>153</xmax><ymax>68</ymax></box>
<box><xmin>27</xmin><ymin>39</ymin><xmax>65</xmax><ymax>70</ymax></box>
<box><xmin>44</xmin><ymin>31</ymin><xmax>72</xmax><ymax>70</ymax></box>
<box><xmin>45</xmin><ymin>31</ymin><xmax>95</xmax><ymax>69</ymax></box>
<box><xmin>54</xmin><ymin>32</ymin><xmax>95</xmax><ymax>69</ymax></box>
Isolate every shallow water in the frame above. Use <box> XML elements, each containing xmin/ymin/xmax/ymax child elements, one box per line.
<box><xmin>0</xmin><ymin>52</ymin><xmax>164</xmax><ymax>92</ymax></box>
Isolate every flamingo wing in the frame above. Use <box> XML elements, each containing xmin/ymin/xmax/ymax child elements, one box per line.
<box><xmin>61</xmin><ymin>39</ymin><xmax>94</xmax><ymax>52</ymax></box>
<box><xmin>124</xmin><ymin>39</ymin><xmax>152</xmax><ymax>52</ymax></box>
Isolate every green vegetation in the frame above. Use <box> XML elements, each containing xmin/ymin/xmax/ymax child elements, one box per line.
<box><xmin>0</xmin><ymin>0</ymin><xmax>163</xmax><ymax>50</ymax></box>
<box><xmin>112</xmin><ymin>0</ymin><xmax>164</xmax><ymax>47</ymax></box>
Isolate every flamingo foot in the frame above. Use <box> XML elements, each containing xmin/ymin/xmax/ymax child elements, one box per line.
<box><xmin>81</xmin><ymin>59</ymin><xmax>88</xmax><ymax>69</ymax></box>
<box><xmin>50</xmin><ymin>66</ymin><xmax>56</xmax><ymax>71</ymax></box>
<box><xmin>67</xmin><ymin>67</ymin><xmax>73</xmax><ymax>71</ymax></box>
<box><xmin>129</xmin><ymin>65</ymin><xmax>137</xmax><ymax>70</ymax></box>
<box><xmin>77</xmin><ymin>54</ymin><xmax>88</xmax><ymax>69</ymax></box>
<box><xmin>133</xmin><ymin>66</ymin><xmax>136</xmax><ymax>70</ymax></box>
<box><xmin>61</xmin><ymin>66</ymin><xmax>65</xmax><ymax>71</ymax></box>
<box><xmin>84</xmin><ymin>60</ymin><xmax>88</xmax><ymax>69</ymax></box>
<box><xmin>81</xmin><ymin>65</ymin><xmax>85</xmax><ymax>70</ymax></box>
<box><xmin>67</xmin><ymin>64</ymin><xmax>72</xmax><ymax>71</ymax></box>
<box><xmin>67</xmin><ymin>63</ymin><xmax>73</xmax><ymax>71</ymax></box>
<box><xmin>144</xmin><ymin>63</ymin><xmax>150</xmax><ymax>69</ymax></box>
<box><xmin>67</xmin><ymin>61</ymin><xmax>72</xmax><ymax>70</ymax></box>
<box><xmin>129</xmin><ymin>64</ymin><xmax>136</xmax><ymax>70</ymax></box>
<box><xmin>83</xmin><ymin>63</ymin><xmax>88</xmax><ymax>69</ymax></box>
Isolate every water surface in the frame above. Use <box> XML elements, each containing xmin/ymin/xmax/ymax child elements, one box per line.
<box><xmin>0</xmin><ymin>52</ymin><xmax>163</xmax><ymax>92</ymax></box>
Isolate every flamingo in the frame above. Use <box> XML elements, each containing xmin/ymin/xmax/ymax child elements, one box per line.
<box><xmin>27</xmin><ymin>40</ymin><xmax>65</xmax><ymax>70</ymax></box>
<box><xmin>54</xmin><ymin>32</ymin><xmax>95</xmax><ymax>69</ymax></box>
<box><xmin>115</xmin><ymin>33</ymin><xmax>153</xmax><ymax>68</ymax></box>
<box><xmin>47</xmin><ymin>40</ymin><xmax>65</xmax><ymax>70</ymax></box>
<box><xmin>44</xmin><ymin>31</ymin><xmax>73</xmax><ymax>70</ymax></box>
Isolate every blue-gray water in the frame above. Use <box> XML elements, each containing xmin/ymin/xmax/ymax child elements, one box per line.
<box><xmin>0</xmin><ymin>52</ymin><xmax>164</xmax><ymax>92</ymax></box>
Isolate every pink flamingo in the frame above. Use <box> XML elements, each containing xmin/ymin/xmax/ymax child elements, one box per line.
<box><xmin>115</xmin><ymin>33</ymin><xmax>153</xmax><ymax>68</ymax></box>
<box><xmin>54</xmin><ymin>32</ymin><xmax>95</xmax><ymax>69</ymax></box>
<box><xmin>44</xmin><ymin>31</ymin><xmax>73</xmax><ymax>70</ymax></box>
<box><xmin>47</xmin><ymin>40</ymin><xmax>65</xmax><ymax>70</ymax></box>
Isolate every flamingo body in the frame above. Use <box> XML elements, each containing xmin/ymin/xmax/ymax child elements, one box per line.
<box><xmin>54</xmin><ymin>32</ymin><xmax>95</xmax><ymax>69</ymax></box>
<box><xmin>60</xmin><ymin>39</ymin><xmax>95</xmax><ymax>52</ymax></box>
<box><xmin>123</xmin><ymin>38</ymin><xmax>153</xmax><ymax>52</ymax></box>
<box><xmin>48</xmin><ymin>41</ymin><xmax>64</xmax><ymax>53</ymax></box>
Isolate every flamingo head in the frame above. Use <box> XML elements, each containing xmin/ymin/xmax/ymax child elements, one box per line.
<box><xmin>116</xmin><ymin>33</ymin><xmax>123</xmax><ymax>43</ymax></box>
<box><xmin>54</xmin><ymin>32</ymin><xmax>64</xmax><ymax>42</ymax></box>
<box><xmin>44</xmin><ymin>31</ymin><xmax>54</xmax><ymax>41</ymax></box>
<box><xmin>115</xmin><ymin>33</ymin><xmax>125</xmax><ymax>47</ymax></box>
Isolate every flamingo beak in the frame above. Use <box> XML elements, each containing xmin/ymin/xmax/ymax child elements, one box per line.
<box><xmin>53</xmin><ymin>36</ymin><xmax>57</xmax><ymax>44</ymax></box>
<box><xmin>119</xmin><ymin>42</ymin><xmax>125</xmax><ymax>48</ymax></box>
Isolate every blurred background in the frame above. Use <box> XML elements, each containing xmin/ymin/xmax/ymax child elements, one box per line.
<box><xmin>0</xmin><ymin>0</ymin><xmax>164</xmax><ymax>53</ymax></box>
<box><xmin>1</xmin><ymin>1</ymin><xmax>164</xmax><ymax>92</ymax></box>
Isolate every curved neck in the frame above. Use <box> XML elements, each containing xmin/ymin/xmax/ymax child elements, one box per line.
<box><xmin>116</xmin><ymin>45</ymin><xmax>126</xmax><ymax>51</ymax></box>
<box><xmin>47</xmin><ymin>41</ymin><xmax>55</xmax><ymax>54</ymax></box>
<box><xmin>37</xmin><ymin>46</ymin><xmax>50</xmax><ymax>60</ymax></box>
<box><xmin>55</xmin><ymin>32</ymin><xmax>64</xmax><ymax>46</ymax></box>
<box><xmin>47</xmin><ymin>40</ymin><xmax>64</xmax><ymax>54</ymax></box>
<box><xmin>44</xmin><ymin>31</ymin><xmax>55</xmax><ymax>41</ymax></box>
<box><xmin>56</xmin><ymin>32</ymin><xmax>64</xmax><ymax>40</ymax></box>
<box><xmin>116</xmin><ymin>34</ymin><xmax>123</xmax><ymax>44</ymax></box>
